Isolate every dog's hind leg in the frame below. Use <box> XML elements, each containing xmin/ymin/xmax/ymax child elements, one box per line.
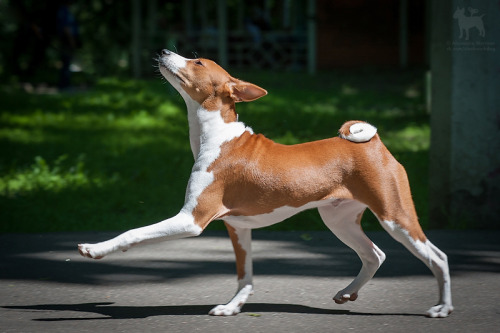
<box><xmin>366</xmin><ymin>161</ymin><xmax>453</xmax><ymax>317</ymax></box>
<box><xmin>78</xmin><ymin>212</ymin><xmax>202</xmax><ymax>259</ymax></box>
<box><xmin>378</xmin><ymin>218</ymin><xmax>453</xmax><ymax>318</ymax></box>
<box><xmin>318</xmin><ymin>200</ymin><xmax>386</xmax><ymax>304</ymax></box>
<box><xmin>209</xmin><ymin>222</ymin><xmax>253</xmax><ymax>316</ymax></box>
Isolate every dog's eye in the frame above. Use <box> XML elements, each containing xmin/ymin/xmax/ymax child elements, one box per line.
<box><xmin>194</xmin><ymin>60</ymin><xmax>204</xmax><ymax>66</ymax></box>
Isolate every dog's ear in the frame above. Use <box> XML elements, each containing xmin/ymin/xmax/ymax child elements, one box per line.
<box><xmin>227</xmin><ymin>79</ymin><xmax>267</xmax><ymax>102</ymax></box>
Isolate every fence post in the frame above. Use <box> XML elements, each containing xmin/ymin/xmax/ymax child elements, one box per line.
<box><xmin>131</xmin><ymin>0</ymin><xmax>141</xmax><ymax>78</ymax></box>
<box><xmin>217</xmin><ymin>0</ymin><xmax>228</xmax><ymax>68</ymax></box>
<box><xmin>307</xmin><ymin>0</ymin><xmax>316</xmax><ymax>75</ymax></box>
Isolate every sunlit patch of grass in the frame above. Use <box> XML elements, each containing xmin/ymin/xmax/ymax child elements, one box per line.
<box><xmin>0</xmin><ymin>155</ymin><xmax>118</xmax><ymax>197</ymax></box>
<box><xmin>1</xmin><ymin>103</ymin><xmax>181</xmax><ymax>133</ymax></box>
<box><xmin>382</xmin><ymin>124</ymin><xmax>430</xmax><ymax>152</ymax></box>
<box><xmin>157</xmin><ymin>101</ymin><xmax>182</xmax><ymax>117</ymax></box>
<box><xmin>2</xmin><ymin>110</ymin><xmax>164</xmax><ymax>131</ymax></box>
<box><xmin>0</xmin><ymin>127</ymin><xmax>48</xmax><ymax>144</ymax></box>
<box><xmin>0</xmin><ymin>78</ymin><xmax>192</xmax><ymax>232</ymax></box>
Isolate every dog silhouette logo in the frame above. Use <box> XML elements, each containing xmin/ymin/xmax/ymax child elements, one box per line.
<box><xmin>453</xmin><ymin>7</ymin><xmax>485</xmax><ymax>40</ymax></box>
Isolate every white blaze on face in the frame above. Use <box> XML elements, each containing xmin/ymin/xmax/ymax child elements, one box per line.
<box><xmin>159</xmin><ymin>52</ymin><xmax>188</xmax><ymax>91</ymax></box>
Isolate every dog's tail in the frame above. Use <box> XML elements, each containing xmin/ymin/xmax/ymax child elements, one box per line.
<box><xmin>339</xmin><ymin>121</ymin><xmax>377</xmax><ymax>143</ymax></box>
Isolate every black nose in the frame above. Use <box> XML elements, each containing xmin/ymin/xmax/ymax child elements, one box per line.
<box><xmin>161</xmin><ymin>49</ymin><xmax>171</xmax><ymax>56</ymax></box>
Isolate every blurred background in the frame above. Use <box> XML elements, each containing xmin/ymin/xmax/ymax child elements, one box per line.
<box><xmin>0</xmin><ymin>0</ymin><xmax>428</xmax><ymax>81</ymax></box>
<box><xmin>0</xmin><ymin>0</ymin><xmax>498</xmax><ymax>233</ymax></box>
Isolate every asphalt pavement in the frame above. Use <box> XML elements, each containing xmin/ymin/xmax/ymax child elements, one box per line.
<box><xmin>1</xmin><ymin>229</ymin><xmax>499</xmax><ymax>332</ymax></box>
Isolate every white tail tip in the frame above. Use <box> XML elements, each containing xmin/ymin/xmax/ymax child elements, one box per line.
<box><xmin>340</xmin><ymin>122</ymin><xmax>377</xmax><ymax>143</ymax></box>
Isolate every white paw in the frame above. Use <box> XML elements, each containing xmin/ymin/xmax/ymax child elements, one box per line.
<box><xmin>333</xmin><ymin>291</ymin><xmax>358</xmax><ymax>304</ymax></box>
<box><xmin>209</xmin><ymin>304</ymin><xmax>241</xmax><ymax>316</ymax></box>
<box><xmin>426</xmin><ymin>304</ymin><xmax>454</xmax><ymax>318</ymax></box>
<box><xmin>78</xmin><ymin>243</ymin><xmax>105</xmax><ymax>259</ymax></box>
<box><xmin>208</xmin><ymin>285</ymin><xmax>253</xmax><ymax>316</ymax></box>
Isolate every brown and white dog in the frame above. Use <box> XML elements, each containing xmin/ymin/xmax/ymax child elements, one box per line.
<box><xmin>79</xmin><ymin>50</ymin><xmax>453</xmax><ymax>318</ymax></box>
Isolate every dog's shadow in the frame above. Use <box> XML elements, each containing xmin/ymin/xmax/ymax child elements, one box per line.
<box><xmin>3</xmin><ymin>302</ymin><xmax>423</xmax><ymax>321</ymax></box>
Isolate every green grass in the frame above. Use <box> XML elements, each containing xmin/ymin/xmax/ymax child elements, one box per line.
<box><xmin>0</xmin><ymin>70</ymin><xmax>430</xmax><ymax>233</ymax></box>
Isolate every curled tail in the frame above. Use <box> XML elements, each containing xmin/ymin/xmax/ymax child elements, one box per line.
<box><xmin>339</xmin><ymin>121</ymin><xmax>377</xmax><ymax>143</ymax></box>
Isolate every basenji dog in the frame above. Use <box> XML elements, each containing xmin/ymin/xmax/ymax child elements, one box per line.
<box><xmin>79</xmin><ymin>50</ymin><xmax>453</xmax><ymax>318</ymax></box>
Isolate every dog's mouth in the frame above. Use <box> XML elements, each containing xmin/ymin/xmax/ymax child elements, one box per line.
<box><xmin>156</xmin><ymin>58</ymin><xmax>186</xmax><ymax>87</ymax></box>
<box><xmin>158</xmin><ymin>62</ymin><xmax>186</xmax><ymax>85</ymax></box>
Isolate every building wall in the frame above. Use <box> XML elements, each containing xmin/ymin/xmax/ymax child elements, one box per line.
<box><xmin>316</xmin><ymin>0</ymin><xmax>425</xmax><ymax>68</ymax></box>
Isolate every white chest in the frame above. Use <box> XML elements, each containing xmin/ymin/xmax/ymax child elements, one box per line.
<box><xmin>181</xmin><ymin>107</ymin><xmax>252</xmax><ymax>215</ymax></box>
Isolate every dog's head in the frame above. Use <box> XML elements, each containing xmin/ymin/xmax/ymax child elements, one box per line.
<box><xmin>453</xmin><ymin>7</ymin><xmax>465</xmax><ymax>18</ymax></box>
<box><xmin>158</xmin><ymin>50</ymin><xmax>267</xmax><ymax>109</ymax></box>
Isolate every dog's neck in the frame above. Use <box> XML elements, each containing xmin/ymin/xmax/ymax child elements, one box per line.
<box><xmin>182</xmin><ymin>93</ymin><xmax>246</xmax><ymax>159</ymax></box>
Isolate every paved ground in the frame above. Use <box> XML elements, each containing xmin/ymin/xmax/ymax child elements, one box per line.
<box><xmin>1</xmin><ymin>230</ymin><xmax>499</xmax><ymax>332</ymax></box>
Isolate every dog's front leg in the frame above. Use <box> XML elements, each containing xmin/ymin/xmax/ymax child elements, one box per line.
<box><xmin>209</xmin><ymin>223</ymin><xmax>253</xmax><ymax>316</ymax></box>
<box><xmin>78</xmin><ymin>212</ymin><xmax>202</xmax><ymax>259</ymax></box>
